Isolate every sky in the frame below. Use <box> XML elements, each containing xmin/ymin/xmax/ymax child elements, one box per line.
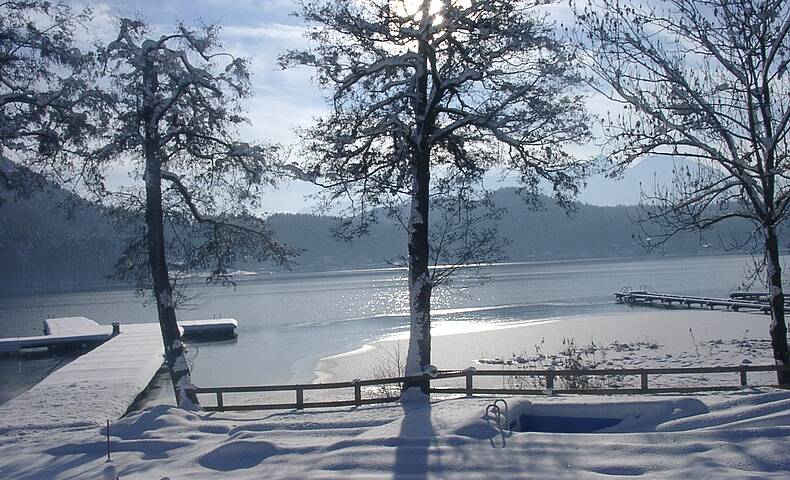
<box><xmin>83</xmin><ymin>0</ymin><xmax>627</xmax><ymax>213</ymax></box>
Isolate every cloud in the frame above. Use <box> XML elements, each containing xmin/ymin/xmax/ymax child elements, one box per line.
<box><xmin>239</xmin><ymin>92</ymin><xmax>327</xmax><ymax>144</ymax></box>
<box><xmin>94</xmin><ymin>0</ymin><xmax>300</xmax><ymax>26</ymax></box>
<box><xmin>223</xmin><ymin>23</ymin><xmax>307</xmax><ymax>41</ymax></box>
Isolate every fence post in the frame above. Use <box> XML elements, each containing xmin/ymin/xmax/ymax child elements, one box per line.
<box><xmin>640</xmin><ymin>373</ymin><xmax>649</xmax><ymax>391</ymax></box>
<box><xmin>740</xmin><ymin>368</ymin><xmax>748</xmax><ymax>387</ymax></box>
<box><xmin>465</xmin><ymin>368</ymin><xmax>475</xmax><ymax>397</ymax></box>
<box><xmin>352</xmin><ymin>379</ymin><xmax>361</xmax><ymax>407</ymax></box>
<box><xmin>216</xmin><ymin>392</ymin><xmax>224</xmax><ymax>412</ymax></box>
<box><xmin>296</xmin><ymin>387</ymin><xmax>304</xmax><ymax>410</ymax></box>
<box><xmin>423</xmin><ymin>373</ymin><xmax>431</xmax><ymax>395</ymax></box>
<box><xmin>545</xmin><ymin>370</ymin><xmax>555</xmax><ymax>393</ymax></box>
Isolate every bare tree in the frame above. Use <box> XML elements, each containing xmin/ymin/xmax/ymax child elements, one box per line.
<box><xmin>282</xmin><ymin>0</ymin><xmax>589</xmax><ymax>396</ymax></box>
<box><xmin>96</xmin><ymin>19</ymin><xmax>292</xmax><ymax>408</ymax></box>
<box><xmin>0</xmin><ymin>1</ymin><xmax>105</xmax><ymax>202</ymax></box>
<box><xmin>573</xmin><ymin>0</ymin><xmax>790</xmax><ymax>383</ymax></box>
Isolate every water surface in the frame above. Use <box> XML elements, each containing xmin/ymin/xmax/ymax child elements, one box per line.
<box><xmin>0</xmin><ymin>254</ymin><xmax>766</xmax><ymax>405</ymax></box>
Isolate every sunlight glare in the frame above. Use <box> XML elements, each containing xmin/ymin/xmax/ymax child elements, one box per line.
<box><xmin>394</xmin><ymin>0</ymin><xmax>472</xmax><ymax>25</ymax></box>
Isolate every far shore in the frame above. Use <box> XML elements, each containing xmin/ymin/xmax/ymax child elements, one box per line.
<box><xmin>0</xmin><ymin>251</ymin><xmax>758</xmax><ymax>298</ymax></box>
<box><xmin>314</xmin><ymin>309</ymin><xmax>774</xmax><ymax>384</ymax></box>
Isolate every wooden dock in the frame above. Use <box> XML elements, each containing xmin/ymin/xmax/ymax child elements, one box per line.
<box><xmin>0</xmin><ymin>317</ymin><xmax>237</xmax><ymax>436</ymax></box>
<box><xmin>615</xmin><ymin>287</ymin><xmax>772</xmax><ymax>313</ymax></box>
<box><xmin>0</xmin><ymin>316</ymin><xmax>237</xmax><ymax>355</ymax></box>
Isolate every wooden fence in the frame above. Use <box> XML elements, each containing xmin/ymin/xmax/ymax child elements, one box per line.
<box><xmin>194</xmin><ymin>364</ymin><xmax>790</xmax><ymax>412</ymax></box>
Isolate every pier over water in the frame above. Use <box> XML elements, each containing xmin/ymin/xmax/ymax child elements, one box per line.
<box><xmin>615</xmin><ymin>286</ymin><xmax>780</xmax><ymax>313</ymax></box>
<box><xmin>0</xmin><ymin>317</ymin><xmax>236</xmax><ymax>437</ymax></box>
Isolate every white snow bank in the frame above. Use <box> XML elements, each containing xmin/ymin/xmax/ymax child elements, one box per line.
<box><xmin>0</xmin><ymin>390</ymin><xmax>788</xmax><ymax>479</ymax></box>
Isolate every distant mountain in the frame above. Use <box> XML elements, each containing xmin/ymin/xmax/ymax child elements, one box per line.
<box><xmin>271</xmin><ymin>188</ymin><xmax>756</xmax><ymax>269</ymax></box>
<box><xmin>0</xmin><ymin>176</ymin><xmax>762</xmax><ymax>293</ymax></box>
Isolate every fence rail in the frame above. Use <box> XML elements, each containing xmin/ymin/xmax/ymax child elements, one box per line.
<box><xmin>194</xmin><ymin>364</ymin><xmax>790</xmax><ymax>412</ymax></box>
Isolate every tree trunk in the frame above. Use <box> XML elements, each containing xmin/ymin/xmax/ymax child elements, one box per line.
<box><xmin>765</xmin><ymin>225</ymin><xmax>790</xmax><ymax>385</ymax></box>
<box><xmin>142</xmin><ymin>55</ymin><xmax>199</xmax><ymax>409</ymax></box>
<box><xmin>403</xmin><ymin>146</ymin><xmax>432</xmax><ymax>394</ymax></box>
<box><xmin>402</xmin><ymin>19</ymin><xmax>434</xmax><ymax>396</ymax></box>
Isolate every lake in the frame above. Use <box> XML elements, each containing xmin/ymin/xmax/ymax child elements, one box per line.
<box><xmin>0</xmin><ymin>254</ymin><xmax>768</xmax><ymax>405</ymax></box>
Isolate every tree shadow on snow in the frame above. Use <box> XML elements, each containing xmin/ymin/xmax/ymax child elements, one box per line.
<box><xmin>393</xmin><ymin>401</ymin><xmax>434</xmax><ymax>479</ymax></box>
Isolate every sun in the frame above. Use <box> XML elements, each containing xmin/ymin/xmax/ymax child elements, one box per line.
<box><xmin>397</xmin><ymin>0</ymin><xmax>442</xmax><ymax>18</ymax></box>
<box><xmin>393</xmin><ymin>0</ymin><xmax>472</xmax><ymax>24</ymax></box>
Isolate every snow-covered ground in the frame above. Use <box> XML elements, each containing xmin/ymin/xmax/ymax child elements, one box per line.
<box><xmin>0</xmin><ymin>309</ymin><xmax>788</xmax><ymax>479</ymax></box>
<box><xmin>1</xmin><ymin>391</ymin><xmax>789</xmax><ymax>479</ymax></box>
<box><xmin>316</xmin><ymin>310</ymin><xmax>777</xmax><ymax>388</ymax></box>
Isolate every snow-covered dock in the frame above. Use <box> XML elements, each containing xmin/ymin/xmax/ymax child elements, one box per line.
<box><xmin>615</xmin><ymin>287</ymin><xmax>772</xmax><ymax>312</ymax></box>
<box><xmin>0</xmin><ymin>316</ymin><xmax>237</xmax><ymax>354</ymax></box>
<box><xmin>0</xmin><ymin>316</ymin><xmax>237</xmax><ymax>436</ymax></box>
<box><xmin>0</xmin><ymin>317</ymin><xmax>111</xmax><ymax>354</ymax></box>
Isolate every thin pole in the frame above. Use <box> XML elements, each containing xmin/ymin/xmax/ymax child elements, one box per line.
<box><xmin>106</xmin><ymin>420</ymin><xmax>111</xmax><ymax>461</ymax></box>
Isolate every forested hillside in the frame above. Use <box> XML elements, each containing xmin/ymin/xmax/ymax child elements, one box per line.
<box><xmin>491</xmin><ymin>189</ymin><xmax>754</xmax><ymax>260</ymax></box>
<box><xmin>0</xmin><ymin>185</ymin><xmax>761</xmax><ymax>293</ymax></box>
<box><xmin>0</xmin><ymin>187</ymin><xmax>122</xmax><ymax>291</ymax></box>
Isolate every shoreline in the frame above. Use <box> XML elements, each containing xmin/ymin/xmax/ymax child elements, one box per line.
<box><xmin>314</xmin><ymin>309</ymin><xmax>774</xmax><ymax>384</ymax></box>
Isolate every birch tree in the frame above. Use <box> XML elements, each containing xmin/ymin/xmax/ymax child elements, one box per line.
<box><xmin>0</xmin><ymin>1</ymin><xmax>103</xmax><ymax>201</ymax></box>
<box><xmin>282</xmin><ymin>0</ymin><xmax>589</xmax><ymax>395</ymax></box>
<box><xmin>573</xmin><ymin>0</ymin><xmax>790</xmax><ymax>383</ymax></box>
<box><xmin>97</xmin><ymin>19</ymin><xmax>291</xmax><ymax>408</ymax></box>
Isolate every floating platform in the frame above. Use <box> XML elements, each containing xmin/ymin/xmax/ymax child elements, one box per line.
<box><xmin>615</xmin><ymin>287</ymin><xmax>770</xmax><ymax>313</ymax></box>
<box><xmin>179</xmin><ymin>318</ymin><xmax>239</xmax><ymax>338</ymax></box>
<box><xmin>0</xmin><ymin>316</ymin><xmax>238</xmax><ymax>436</ymax></box>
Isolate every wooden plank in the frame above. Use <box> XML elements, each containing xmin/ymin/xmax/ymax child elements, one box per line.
<box><xmin>556</xmin><ymin>386</ymin><xmax>744</xmax><ymax>394</ymax></box>
<box><xmin>468</xmin><ymin>365</ymin><xmax>789</xmax><ymax>376</ymax></box>
<box><xmin>434</xmin><ymin>386</ymin><xmax>744</xmax><ymax>396</ymax></box>
<box><xmin>200</xmin><ymin>397</ymin><xmax>402</xmax><ymax>412</ymax></box>
<box><xmin>355</xmin><ymin>375</ymin><xmax>412</xmax><ymax>386</ymax></box>
<box><xmin>431</xmin><ymin>387</ymin><xmax>544</xmax><ymax>395</ymax></box>
<box><xmin>202</xmin><ymin>402</ymin><xmax>298</xmax><ymax>412</ymax></box>
<box><xmin>195</xmin><ymin>381</ymin><xmax>355</xmax><ymax>394</ymax></box>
